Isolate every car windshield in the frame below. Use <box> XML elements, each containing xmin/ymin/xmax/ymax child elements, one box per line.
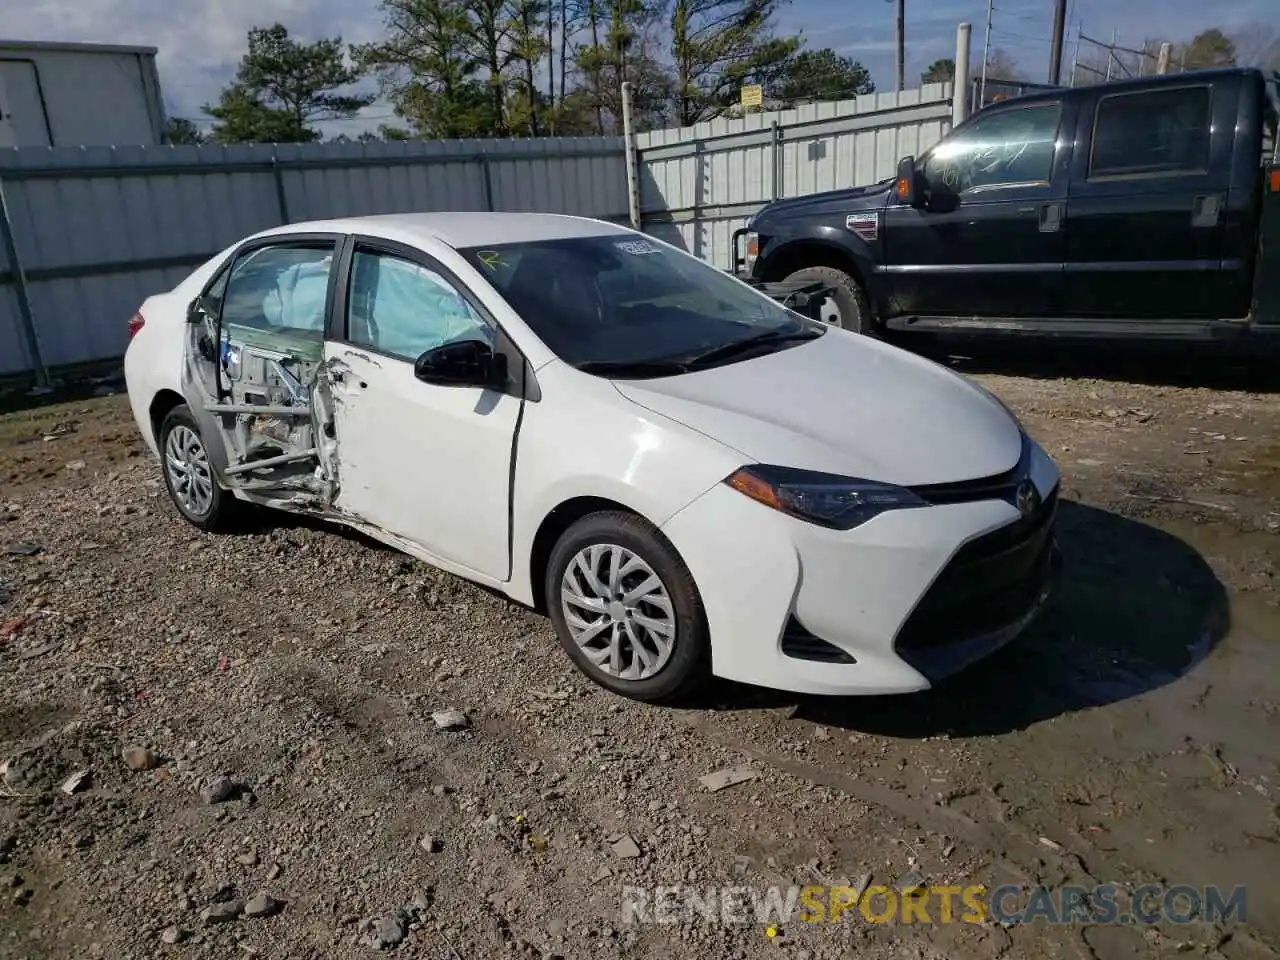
<box><xmin>459</xmin><ymin>234</ymin><xmax>821</xmax><ymax>374</ymax></box>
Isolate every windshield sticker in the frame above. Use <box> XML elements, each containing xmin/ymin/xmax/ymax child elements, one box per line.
<box><xmin>614</xmin><ymin>239</ymin><xmax>661</xmax><ymax>256</ymax></box>
<box><xmin>475</xmin><ymin>250</ymin><xmax>507</xmax><ymax>271</ymax></box>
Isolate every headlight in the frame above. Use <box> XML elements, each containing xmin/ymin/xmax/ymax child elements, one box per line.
<box><xmin>725</xmin><ymin>465</ymin><xmax>926</xmax><ymax>530</ymax></box>
<box><xmin>744</xmin><ymin>231</ymin><xmax>759</xmax><ymax>271</ymax></box>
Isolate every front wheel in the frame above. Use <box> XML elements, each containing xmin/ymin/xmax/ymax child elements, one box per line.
<box><xmin>158</xmin><ymin>404</ymin><xmax>239</xmax><ymax>532</ymax></box>
<box><xmin>545</xmin><ymin>511</ymin><xmax>710</xmax><ymax>704</ymax></box>
<box><xmin>782</xmin><ymin>265</ymin><xmax>873</xmax><ymax>335</ymax></box>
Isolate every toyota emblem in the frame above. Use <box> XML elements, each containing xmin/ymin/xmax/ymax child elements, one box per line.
<box><xmin>1015</xmin><ymin>480</ymin><xmax>1039</xmax><ymax>518</ymax></box>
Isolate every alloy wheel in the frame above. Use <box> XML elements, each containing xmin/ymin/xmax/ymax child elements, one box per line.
<box><xmin>164</xmin><ymin>424</ymin><xmax>214</xmax><ymax>518</ymax></box>
<box><xmin>559</xmin><ymin>543</ymin><xmax>677</xmax><ymax>681</ymax></box>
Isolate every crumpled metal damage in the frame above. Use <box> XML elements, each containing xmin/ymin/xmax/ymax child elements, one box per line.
<box><xmin>182</xmin><ymin>310</ymin><xmax>341</xmax><ymax>510</ymax></box>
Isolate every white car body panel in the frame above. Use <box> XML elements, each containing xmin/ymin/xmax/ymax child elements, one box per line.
<box><xmin>615</xmin><ymin>326</ymin><xmax>1023</xmax><ymax>485</ymax></box>
<box><xmin>326</xmin><ymin>342</ymin><xmax>521</xmax><ymax>581</ymax></box>
<box><xmin>662</xmin><ymin>441</ymin><xmax>1060</xmax><ymax>694</ymax></box>
<box><xmin>123</xmin><ymin>211</ymin><xmax>1062</xmax><ymax>698</ymax></box>
<box><xmin>125</xmin><ymin>241</ymin><xmax>242</xmax><ymax>456</ymax></box>
<box><xmin>504</xmin><ymin>363</ymin><xmax>744</xmax><ymax>608</ymax></box>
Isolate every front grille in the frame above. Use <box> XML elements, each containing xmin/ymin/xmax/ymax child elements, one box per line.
<box><xmin>910</xmin><ymin>467</ymin><xmax>1023</xmax><ymax>506</ymax></box>
<box><xmin>781</xmin><ymin>616</ymin><xmax>856</xmax><ymax>664</ymax></box>
<box><xmin>909</xmin><ymin>434</ymin><xmax>1031</xmax><ymax>508</ymax></box>
<box><xmin>895</xmin><ymin>485</ymin><xmax>1059</xmax><ymax>652</ymax></box>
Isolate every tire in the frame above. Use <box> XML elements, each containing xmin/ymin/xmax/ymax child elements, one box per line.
<box><xmin>157</xmin><ymin>404</ymin><xmax>239</xmax><ymax>532</ymax></box>
<box><xmin>545</xmin><ymin>511</ymin><xmax>710</xmax><ymax>704</ymax></box>
<box><xmin>782</xmin><ymin>265</ymin><xmax>873</xmax><ymax>335</ymax></box>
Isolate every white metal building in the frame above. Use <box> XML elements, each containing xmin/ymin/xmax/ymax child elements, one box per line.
<box><xmin>0</xmin><ymin>39</ymin><xmax>166</xmax><ymax>147</ymax></box>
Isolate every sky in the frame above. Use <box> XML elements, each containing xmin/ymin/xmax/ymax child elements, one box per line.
<box><xmin>6</xmin><ymin>0</ymin><xmax>1278</xmax><ymax>136</ymax></box>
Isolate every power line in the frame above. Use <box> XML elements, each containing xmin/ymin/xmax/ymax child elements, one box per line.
<box><xmin>996</xmin><ymin>30</ymin><xmax>1053</xmax><ymax>45</ymax></box>
<box><xmin>325</xmin><ymin>113</ymin><xmax>400</xmax><ymax>123</ymax></box>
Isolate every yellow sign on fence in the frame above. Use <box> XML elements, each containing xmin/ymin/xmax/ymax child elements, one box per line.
<box><xmin>740</xmin><ymin>84</ymin><xmax>763</xmax><ymax>108</ymax></box>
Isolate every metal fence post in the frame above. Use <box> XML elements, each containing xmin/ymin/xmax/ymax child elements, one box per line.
<box><xmin>621</xmin><ymin>81</ymin><xmax>642</xmax><ymax>230</ymax></box>
<box><xmin>954</xmin><ymin>23</ymin><xmax>972</xmax><ymax>126</ymax></box>
<box><xmin>480</xmin><ymin>152</ymin><xmax>495</xmax><ymax>211</ymax></box>
<box><xmin>0</xmin><ymin>174</ymin><xmax>48</xmax><ymax>386</ymax></box>
<box><xmin>271</xmin><ymin>148</ymin><xmax>290</xmax><ymax>224</ymax></box>
<box><xmin>770</xmin><ymin>120</ymin><xmax>781</xmax><ymax>201</ymax></box>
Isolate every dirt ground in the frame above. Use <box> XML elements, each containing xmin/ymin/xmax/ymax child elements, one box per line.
<box><xmin>0</xmin><ymin>349</ymin><xmax>1277</xmax><ymax>960</ymax></box>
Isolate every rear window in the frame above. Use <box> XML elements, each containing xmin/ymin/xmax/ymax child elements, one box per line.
<box><xmin>1089</xmin><ymin>86</ymin><xmax>1211</xmax><ymax>178</ymax></box>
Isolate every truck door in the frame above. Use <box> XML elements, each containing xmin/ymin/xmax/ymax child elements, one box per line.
<box><xmin>882</xmin><ymin>97</ymin><xmax>1070</xmax><ymax>318</ymax></box>
<box><xmin>1063</xmin><ymin>78</ymin><xmax>1233</xmax><ymax>319</ymax></box>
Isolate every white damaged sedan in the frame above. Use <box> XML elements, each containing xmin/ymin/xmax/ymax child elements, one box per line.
<box><xmin>124</xmin><ymin>212</ymin><xmax>1061</xmax><ymax>702</ymax></box>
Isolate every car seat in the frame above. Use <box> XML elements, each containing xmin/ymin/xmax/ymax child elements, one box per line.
<box><xmin>505</xmin><ymin>249</ymin><xmax>604</xmax><ymax>343</ymax></box>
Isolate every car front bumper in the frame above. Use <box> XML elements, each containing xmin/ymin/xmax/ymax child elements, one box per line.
<box><xmin>660</xmin><ymin>441</ymin><xmax>1061</xmax><ymax>696</ymax></box>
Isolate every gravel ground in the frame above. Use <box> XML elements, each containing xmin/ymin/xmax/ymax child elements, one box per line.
<box><xmin>0</xmin><ymin>354</ymin><xmax>1278</xmax><ymax>960</ymax></box>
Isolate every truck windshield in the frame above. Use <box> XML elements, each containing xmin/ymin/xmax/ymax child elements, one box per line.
<box><xmin>459</xmin><ymin>235</ymin><xmax>817</xmax><ymax>373</ymax></box>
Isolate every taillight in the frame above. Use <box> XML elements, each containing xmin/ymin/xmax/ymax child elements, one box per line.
<box><xmin>127</xmin><ymin>311</ymin><xmax>145</xmax><ymax>340</ymax></box>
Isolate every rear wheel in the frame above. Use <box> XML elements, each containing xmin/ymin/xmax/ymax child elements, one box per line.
<box><xmin>545</xmin><ymin>511</ymin><xmax>709</xmax><ymax>704</ymax></box>
<box><xmin>782</xmin><ymin>265</ymin><xmax>873</xmax><ymax>335</ymax></box>
<box><xmin>158</xmin><ymin>404</ymin><xmax>239</xmax><ymax>532</ymax></box>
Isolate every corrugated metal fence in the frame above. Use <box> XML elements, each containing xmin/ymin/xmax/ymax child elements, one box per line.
<box><xmin>0</xmin><ymin>137</ymin><xmax>627</xmax><ymax>377</ymax></box>
<box><xmin>0</xmin><ymin>83</ymin><xmax>952</xmax><ymax>380</ymax></box>
<box><xmin>635</xmin><ymin>83</ymin><xmax>953</xmax><ymax>266</ymax></box>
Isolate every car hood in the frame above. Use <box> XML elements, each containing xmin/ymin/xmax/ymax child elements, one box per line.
<box><xmin>613</xmin><ymin>330</ymin><xmax>1023</xmax><ymax>486</ymax></box>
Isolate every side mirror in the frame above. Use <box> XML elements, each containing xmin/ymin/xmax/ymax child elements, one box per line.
<box><xmin>893</xmin><ymin>155</ymin><xmax>920</xmax><ymax>206</ymax></box>
<box><xmin>414</xmin><ymin>338</ymin><xmax>507</xmax><ymax>390</ymax></box>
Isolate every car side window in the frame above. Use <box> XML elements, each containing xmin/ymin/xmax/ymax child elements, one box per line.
<box><xmin>923</xmin><ymin>102</ymin><xmax>1060</xmax><ymax>194</ymax></box>
<box><xmin>1089</xmin><ymin>86</ymin><xmax>1211</xmax><ymax>179</ymax></box>
<box><xmin>346</xmin><ymin>250</ymin><xmax>492</xmax><ymax>361</ymax></box>
<box><xmin>220</xmin><ymin>245</ymin><xmax>334</xmax><ymax>337</ymax></box>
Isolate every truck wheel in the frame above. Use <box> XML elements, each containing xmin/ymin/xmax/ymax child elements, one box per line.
<box><xmin>782</xmin><ymin>266</ymin><xmax>872</xmax><ymax>335</ymax></box>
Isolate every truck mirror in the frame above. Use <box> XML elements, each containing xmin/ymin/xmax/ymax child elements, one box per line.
<box><xmin>893</xmin><ymin>156</ymin><xmax>918</xmax><ymax>206</ymax></box>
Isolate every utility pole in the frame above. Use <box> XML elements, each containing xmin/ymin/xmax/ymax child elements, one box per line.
<box><xmin>895</xmin><ymin>0</ymin><xmax>905</xmax><ymax>92</ymax></box>
<box><xmin>1049</xmin><ymin>0</ymin><xmax>1067</xmax><ymax>84</ymax></box>
<box><xmin>979</xmin><ymin>0</ymin><xmax>993</xmax><ymax>107</ymax></box>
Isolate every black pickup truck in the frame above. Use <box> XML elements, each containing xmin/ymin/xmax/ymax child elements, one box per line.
<box><xmin>734</xmin><ymin>67</ymin><xmax>1280</xmax><ymax>341</ymax></box>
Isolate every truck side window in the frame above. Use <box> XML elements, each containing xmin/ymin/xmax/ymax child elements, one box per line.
<box><xmin>1089</xmin><ymin>86</ymin><xmax>1211</xmax><ymax>179</ymax></box>
<box><xmin>922</xmin><ymin>103</ymin><xmax>1060</xmax><ymax>195</ymax></box>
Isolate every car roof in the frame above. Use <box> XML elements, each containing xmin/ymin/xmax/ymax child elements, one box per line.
<box><xmin>260</xmin><ymin>212</ymin><xmax>633</xmax><ymax>249</ymax></box>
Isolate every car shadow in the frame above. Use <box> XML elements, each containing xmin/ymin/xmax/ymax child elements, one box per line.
<box><xmin>217</xmin><ymin>505</ymin><xmax>399</xmax><ymax>555</ymax></box>
<box><xmin>212</xmin><ymin>508</ymin><xmax>535</xmax><ymax>610</ymax></box>
<box><xmin>893</xmin><ymin>332</ymin><xmax>1280</xmax><ymax>393</ymax></box>
<box><xmin>695</xmin><ymin>501</ymin><xmax>1231</xmax><ymax>738</ymax></box>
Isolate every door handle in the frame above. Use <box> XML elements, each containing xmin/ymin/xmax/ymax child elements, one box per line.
<box><xmin>1191</xmin><ymin>194</ymin><xmax>1222</xmax><ymax>228</ymax></box>
<box><xmin>1038</xmin><ymin>202</ymin><xmax>1062</xmax><ymax>233</ymax></box>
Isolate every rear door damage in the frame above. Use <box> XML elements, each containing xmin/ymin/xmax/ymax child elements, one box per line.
<box><xmin>181</xmin><ymin>241</ymin><xmax>341</xmax><ymax>513</ymax></box>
